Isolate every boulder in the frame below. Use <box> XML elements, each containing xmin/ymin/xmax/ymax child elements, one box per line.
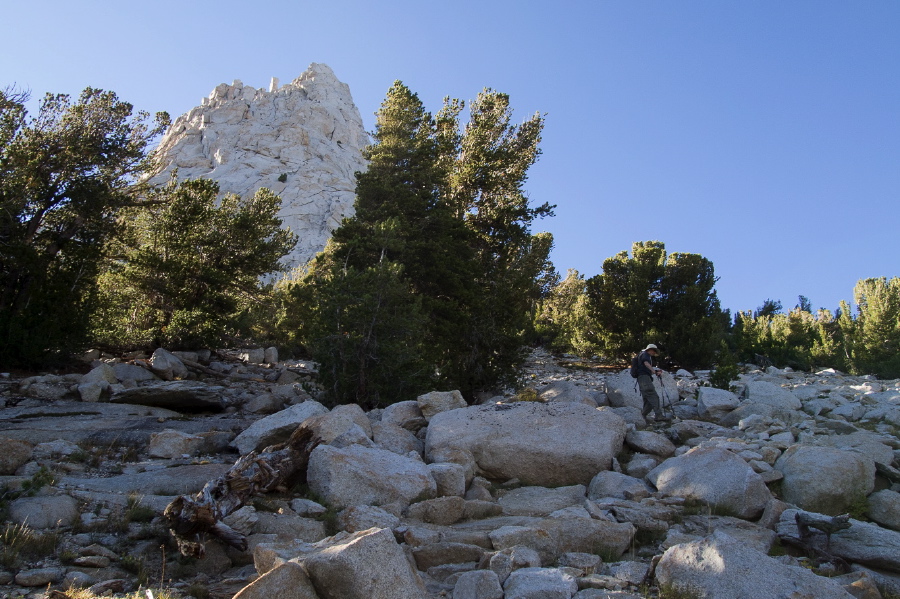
<box><xmin>498</xmin><ymin>485</ymin><xmax>587</xmax><ymax>517</ymax></box>
<box><xmin>298</xmin><ymin>528</ymin><xmax>426</xmax><ymax>599</ymax></box>
<box><xmin>307</xmin><ymin>445</ymin><xmax>436</xmax><ymax>509</ymax></box>
<box><xmin>406</xmin><ymin>496</ymin><xmax>466</xmax><ymax>525</ymax></box>
<box><xmin>372</xmin><ymin>421</ymin><xmax>423</xmax><ymax>457</ymax></box>
<box><xmin>417</xmin><ymin>390</ymin><xmax>467</xmax><ymax>421</ymax></box>
<box><xmin>538</xmin><ymin>381</ymin><xmax>598</xmax><ymax>406</ymax></box>
<box><xmin>337</xmin><ymin>506</ymin><xmax>400</xmax><ymax>533</ymax></box>
<box><xmin>697</xmin><ymin>387</ymin><xmax>740</xmax><ymax>421</ymax></box>
<box><xmin>452</xmin><ymin>570</ymin><xmax>504</xmax><ymax>599</ymax></box>
<box><xmin>502</xmin><ymin>567</ymin><xmax>578</xmax><ymax>599</ymax></box>
<box><xmin>427</xmin><ymin>462</ymin><xmax>467</xmax><ymax>497</ymax></box>
<box><xmin>148</xmin><ymin>429</ymin><xmax>205</xmax><ymax>458</ymax></box>
<box><xmin>9</xmin><ymin>495</ymin><xmax>80</xmax><ymax>528</ymax></box>
<box><xmin>313</xmin><ymin>403</ymin><xmax>373</xmax><ymax>443</ymax></box>
<box><xmin>381</xmin><ymin>400</ymin><xmax>427</xmax><ymax>432</ymax></box>
<box><xmin>647</xmin><ymin>446</ymin><xmax>771</xmax><ymax>519</ymax></box>
<box><xmin>775</xmin><ymin>445</ymin><xmax>875</xmax><ymax>515</ymax></box>
<box><xmin>778</xmin><ymin>509</ymin><xmax>900</xmax><ymax>573</ymax></box>
<box><xmin>656</xmin><ymin>531</ymin><xmax>854</xmax><ymax>598</ymax></box>
<box><xmin>232</xmin><ymin>562</ymin><xmax>319</xmax><ymax>599</ymax></box>
<box><xmin>624</xmin><ymin>430</ymin><xmax>676</xmax><ymax>457</ymax></box>
<box><xmin>489</xmin><ymin>518</ymin><xmax>634</xmax><ymax>564</ymax></box>
<box><xmin>112</xmin><ymin>381</ymin><xmax>226</xmax><ymax>411</ymax></box>
<box><xmin>411</xmin><ymin>541</ymin><xmax>485</xmax><ymax>570</ymax></box>
<box><xmin>231</xmin><ymin>401</ymin><xmax>329</xmax><ymax>454</ymax></box>
<box><xmin>0</xmin><ymin>438</ymin><xmax>33</xmax><ymax>474</ymax></box>
<box><xmin>264</xmin><ymin>346</ymin><xmax>279</xmax><ymax>364</ymax></box>
<box><xmin>149</xmin><ymin>348</ymin><xmax>188</xmax><ymax>380</ymax></box>
<box><xmin>82</xmin><ymin>363</ymin><xmax>118</xmax><ymax>385</ymax></box>
<box><xmin>112</xmin><ymin>363</ymin><xmax>159</xmax><ymax>382</ymax></box>
<box><xmin>743</xmin><ymin>380</ymin><xmax>802</xmax><ymax>410</ymax></box>
<box><xmin>867</xmin><ymin>489</ymin><xmax>900</xmax><ymax>531</ymax></box>
<box><xmin>588</xmin><ymin>471</ymin><xmax>652</xmax><ymax>501</ymax></box>
<box><xmin>425</xmin><ymin>403</ymin><xmax>626</xmax><ymax>487</ymax></box>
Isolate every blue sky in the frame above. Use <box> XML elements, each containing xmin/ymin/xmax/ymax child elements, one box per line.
<box><xmin>3</xmin><ymin>1</ymin><xmax>898</xmax><ymax>315</ymax></box>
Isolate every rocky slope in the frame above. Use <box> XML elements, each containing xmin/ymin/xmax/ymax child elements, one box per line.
<box><xmin>1</xmin><ymin>349</ymin><xmax>900</xmax><ymax>598</ymax></box>
<box><xmin>148</xmin><ymin>63</ymin><xmax>368</xmax><ymax>272</ymax></box>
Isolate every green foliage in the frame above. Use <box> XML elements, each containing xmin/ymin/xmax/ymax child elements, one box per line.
<box><xmin>533</xmin><ymin>269</ymin><xmax>597</xmax><ymax>357</ymax></box>
<box><xmin>0</xmin><ymin>87</ymin><xmax>169</xmax><ymax>366</ymax></box>
<box><xmin>301</xmin><ymin>82</ymin><xmax>552</xmax><ymax>405</ymax></box>
<box><xmin>584</xmin><ymin>241</ymin><xmax>728</xmax><ymax>368</ymax></box>
<box><xmin>0</xmin><ymin>522</ymin><xmax>61</xmax><ymax>568</ymax></box>
<box><xmin>733</xmin><ymin>279</ymin><xmax>900</xmax><ymax>379</ymax></box>
<box><xmin>709</xmin><ymin>340</ymin><xmax>740</xmax><ymax>390</ymax></box>
<box><xmin>93</xmin><ymin>177</ymin><xmax>295</xmax><ymax>349</ymax></box>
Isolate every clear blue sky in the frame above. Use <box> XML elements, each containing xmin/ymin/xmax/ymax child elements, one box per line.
<box><xmin>3</xmin><ymin>1</ymin><xmax>898</xmax><ymax>315</ymax></box>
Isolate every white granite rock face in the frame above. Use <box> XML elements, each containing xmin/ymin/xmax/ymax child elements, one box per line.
<box><xmin>150</xmin><ymin>63</ymin><xmax>368</xmax><ymax>271</ymax></box>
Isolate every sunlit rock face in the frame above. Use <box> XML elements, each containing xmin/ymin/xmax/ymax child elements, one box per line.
<box><xmin>150</xmin><ymin>63</ymin><xmax>368</xmax><ymax>271</ymax></box>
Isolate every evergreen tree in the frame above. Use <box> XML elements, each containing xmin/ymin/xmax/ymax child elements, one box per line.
<box><xmin>93</xmin><ymin>178</ymin><xmax>295</xmax><ymax>349</ymax></box>
<box><xmin>303</xmin><ymin>83</ymin><xmax>553</xmax><ymax>404</ymax></box>
<box><xmin>585</xmin><ymin>241</ymin><xmax>728</xmax><ymax>369</ymax></box>
<box><xmin>0</xmin><ymin>88</ymin><xmax>168</xmax><ymax>365</ymax></box>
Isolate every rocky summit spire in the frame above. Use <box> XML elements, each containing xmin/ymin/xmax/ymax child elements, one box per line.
<box><xmin>149</xmin><ymin>63</ymin><xmax>369</xmax><ymax>272</ymax></box>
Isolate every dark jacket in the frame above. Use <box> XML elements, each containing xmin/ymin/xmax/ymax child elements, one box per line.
<box><xmin>637</xmin><ymin>350</ymin><xmax>655</xmax><ymax>377</ymax></box>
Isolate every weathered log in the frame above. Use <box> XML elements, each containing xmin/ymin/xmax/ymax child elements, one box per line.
<box><xmin>163</xmin><ymin>415</ymin><xmax>325</xmax><ymax>557</ymax></box>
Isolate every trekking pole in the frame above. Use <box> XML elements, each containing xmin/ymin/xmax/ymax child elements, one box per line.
<box><xmin>657</xmin><ymin>371</ymin><xmax>676</xmax><ymax>420</ymax></box>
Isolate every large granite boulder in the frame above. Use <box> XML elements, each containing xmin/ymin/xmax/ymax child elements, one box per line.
<box><xmin>416</xmin><ymin>390</ymin><xmax>467</xmax><ymax>422</ymax></box>
<box><xmin>425</xmin><ymin>403</ymin><xmax>626</xmax><ymax>487</ymax></box>
<box><xmin>656</xmin><ymin>531</ymin><xmax>854</xmax><ymax>598</ymax></box>
<box><xmin>743</xmin><ymin>380</ymin><xmax>802</xmax><ymax>410</ymax></box>
<box><xmin>232</xmin><ymin>562</ymin><xmax>319</xmax><ymax>599</ymax></box>
<box><xmin>647</xmin><ymin>446</ymin><xmax>771</xmax><ymax>519</ymax></box>
<box><xmin>498</xmin><ymin>485</ymin><xmax>587</xmax><ymax>517</ymax></box>
<box><xmin>307</xmin><ymin>445</ymin><xmax>436</xmax><ymax>509</ymax></box>
<box><xmin>696</xmin><ymin>387</ymin><xmax>740</xmax><ymax>422</ymax></box>
<box><xmin>149</xmin><ymin>348</ymin><xmax>188</xmax><ymax>380</ymax></box>
<box><xmin>868</xmin><ymin>489</ymin><xmax>900</xmax><ymax>531</ymax></box>
<box><xmin>502</xmin><ymin>567</ymin><xmax>578</xmax><ymax>599</ymax></box>
<box><xmin>774</xmin><ymin>445</ymin><xmax>875</xmax><ymax>515</ymax></box>
<box><xmin>231</xmin><ymin>401</ymin><xmax>329</xmax><ymax>454</ymax></box>
<box><xmin>297</xmin><ymin>528</ymin><xmax>426</xmax><ymax>599</ymax></box>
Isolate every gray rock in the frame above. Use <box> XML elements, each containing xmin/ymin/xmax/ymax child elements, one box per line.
<box><xmin>314</xmin><ymin>403</ymin><xmax>373</xmax><ymax>444</ymax></box>
<box><xmin>372</xmin><ymin>421</ymin><xmax>423</xmax><ymax>457</ymax></box>
<box><xmin>538</xmin><ymin>381</ymin><xmax>598</xmax><ymax>406</ymax></box>
<box><xmin>148</xmin><ymin>428</ymin><xmax>205</xmax><ymax>458</ymax></box>
<box><xmin>406</xmin><ymin>496</ymin><xmax>466</xmax><ymax>525</ymax></box>
<box><xmin>112</xmin><ymin>362</ymin><xmax>160</xmax><ymax>382</ymax></box>
<box><xmin>14</xmin><ymin>567</ymin><xmax>66</xmax><ymax>587</ymax></box>
<box><xmin>417</xmin><ymin>390</ymin><xmax>467</xmax><ymax>421</ymax></box>
<box><xmin>412</xmin><ymin>542</ymin><xmax>486</xmax><ymax>570</ymax></box>
<box><xmin>697</xmin><ymin>387</ymin><xmax>740</xmax><ymax>421</ymax></box>
<box><xmin>656</xmin><ymin>530</ymin><xmax>854</xmax><ymax>598</ymax></box>
<box><xmin>298</xmin><ymin>527</ymin><xmax>426</xmax><ymax>599</ymax></box>
<box><xmin>244</xmin><ymin>393</ymin><xmax>285</xmax><ymax>414</ymax></box>
<box><xmin>489</xmin><ymin>545</ymin><xmax>542</xmax><ymax>584</ymax></box>
<box><xmin>0</xmin><ymin>438</ymin><xmax>32</xmax><ymax>474</ymax></box>
<box><xmin>232</xmin><ymin>562</ymin><xmax>319</xmax><ymax>599</ymax></box>
<box><xmin>489</xmin><ymin>518</ymin><xmax>634</xmax><ymax>564</ymax></box>
<box><xmin>381</xmin><ymin>400</ymin><xmax>427</xmax><ymax>432</ymax></box>
<box><xmin>647</xmin><ymin>446</ymin><xmax>771</xmax><ymax>519</ymax></box>
<box><xmin>499</xmin><ymin>485</ymin><xmax>587</xmax><ymax>517</ymax></box>
<box><xmin>307</xmin><ymin>444</ymin><xmax>436</xmax><ymax>509</ymax></box>
<box><xmin>744</xmin><ymin>380</ymin><xmax>802</xmax><ymax>410</ymax></box>
<box><xmin>62</xmin><ymin>463</ymin><xmax>230</xmax><ymax>495</ymax></box>
<box><xmin>606</xmin><ymin>370</ymin><xmax>678</xmax><ymax>411</ymax></box>
<box><xmin>426</xmin><ymin>403</ymin><xmax>626</xmax><ymax>487</ymax></box>
<box><xmin>231</xmin><ymin>401</ymin><xmax>329</xmax><ymax>454</ymax></box>
<box><xmin>502</xmin><ymin>567</ymin><xmax>578</xmax><ymax>599</ymax></box>
<box><xmin>624</xmin><ymin>430</ymin><xmax>676</xmax><ymax>457</ymax></box>
<box><xmin>264</xmin><ymin>347</ymin><xmax>279</xmax><ymax>364</ymax></box>
<box><xmin>868</xmin><ymin>489</ymin><xmax>900</xmax><ymax>531</ymax></box>
<box><xmin>83</xmin><ymin>363</ymin><xmax>118</xmax><ymax>385</ymax></box>
<box><xmin>427</xmin><ymin>462</ymin><xmax>467</xmax><ymax>497</ymax></box>
<box><xmin>149</xmin><ymin>348</ymin><xmax>188</xmax><ymax>380</ymax></box>
<box><xmin>588</xmin><ymin>471</ymin><xmax>652</xmax><ymax>501</ymax></box>
<box><xmin>337</xmin><ymin>505</ymin><xmax>400</xmax><ymax>533</ymax></box>
<box><xmin>9</xmin><ymin>495</ymin><xmax>79</xmax><ymax>528</ymax></box>
<box><xmin>775</xmin><ymin>444</ymin><xmax>875</xmax><ymax>515</ymax></box>
<box><xmin>452</xmin><ymin>569</ymin><xmax>504</xmax><ymax>599</ymax></box>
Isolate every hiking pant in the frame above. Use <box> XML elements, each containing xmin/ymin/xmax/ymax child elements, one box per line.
<box><xmin>638</xmin><ymin>374</ymin><xmax>664</xmax><ymax>419</ymax></box>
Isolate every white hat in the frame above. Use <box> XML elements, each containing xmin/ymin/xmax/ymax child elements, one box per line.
<box><xmin>644</xmin><ymin>344</ymin><xmax>658</xmax><ymax>351</ymax></box>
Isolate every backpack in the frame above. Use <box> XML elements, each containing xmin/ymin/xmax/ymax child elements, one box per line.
<box><xmin>630</xmin><ymin>353</ymin><xmax>641</xmax><ymax>378</ymax></box>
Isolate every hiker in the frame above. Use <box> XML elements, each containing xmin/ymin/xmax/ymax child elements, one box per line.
<box><xmin>635</xmin><ymin>343</ymin><xmax>668</xmax><ymax>421</ymax></box>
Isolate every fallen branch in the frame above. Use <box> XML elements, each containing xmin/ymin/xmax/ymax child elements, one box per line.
<box><xmin>163</xmin><ymin>415</ymin><xmax>325</xmax><ymax>557</ymax></box>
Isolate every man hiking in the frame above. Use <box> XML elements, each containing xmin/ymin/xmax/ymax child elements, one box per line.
<box><xmin>636</xmin><ymin>343</ymin><xmax>669</xmax><ymax>422</ymax></box>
